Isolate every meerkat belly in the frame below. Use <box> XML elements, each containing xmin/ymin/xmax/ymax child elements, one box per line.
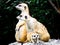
<box><xmin>16</xmin><ymin>25</ymin><xmax>27</xmax><ymax>42</ymax></box>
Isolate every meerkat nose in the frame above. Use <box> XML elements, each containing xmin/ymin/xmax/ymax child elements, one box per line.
<box><xmin>16</xmin><ymin>16</ymin><xmax>20</xmax><ymax>19</ymax></box>
<box><xmin>15</xmin><ymin>6</ymin><xmax>18</xmax><ymax>8</ymax></box>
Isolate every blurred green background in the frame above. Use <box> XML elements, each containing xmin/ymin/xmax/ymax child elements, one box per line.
<box><xmin>0</xmin><ymin>0</ymin><xmax>60</xmax><ymax>45</ymax></box>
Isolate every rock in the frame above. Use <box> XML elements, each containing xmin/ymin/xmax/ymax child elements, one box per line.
<box><xmin>9</xmin><ymin>39</ymin><xmax>60</xmax><ymax>45</ymax></box>
<box><xmin>9</xmin><ymin>42</ymin><xmax>21</xmax><ymax>45</ymax></box>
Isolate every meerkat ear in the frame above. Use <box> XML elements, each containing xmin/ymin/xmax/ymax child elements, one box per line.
<box><xmin>24</xmin><ymin>6</ymin><xmax>26</xmax><ymax>10</ymax></box>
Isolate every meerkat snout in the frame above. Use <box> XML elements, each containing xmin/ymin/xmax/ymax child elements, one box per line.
<box><xmin>16</xmin><ymin>16</ymin><xmax>20</xmax><ymax>20</ymax></box>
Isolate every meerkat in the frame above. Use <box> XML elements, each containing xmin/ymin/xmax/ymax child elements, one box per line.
<box><xmin>15</xmin><ymin>16</ymin><xmax>28</xmax><ymax>43</ymax></box>
<box><xmin>15</xmin><ymin>3</ymin><xmax>50</xmax><ymax>42</ymax></box>
<box><xmin>31</xmin><ymin>32</ymin><xmax>40</xmax><ymax>43</ymax></box>
<box><xmin>26</xmin><ymin>32</ymin><xmax>44</xmax><ymax>43</ymax></box>
<box><xmin>26</xmin><ymin>32</ymin><xmax>40</xmax><ymax>43</ymax></box>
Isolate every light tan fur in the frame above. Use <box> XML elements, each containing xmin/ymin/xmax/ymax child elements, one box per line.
<box><xmin>15</xmin><ymin>3</ymin><xmax>50</xmax><ymax>42</ymax></box>
<box><xmin>27</xmin><ymin>17</ymin><xmax>50</xmax><ymax>42</ymax></box>
<box><xmin>26</xmin><ymin>32</ymin><xmax>36</xmax><ymax>42</ymax></box>
<box><xmin>15</xmin><ymin>20</ymin><xmax>27</xmax><ymax>42</ymax></box>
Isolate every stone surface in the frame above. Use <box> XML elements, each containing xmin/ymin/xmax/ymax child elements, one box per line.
<box><xmin>9</xmin><ymin>39</ymin><xmax>60</xmax><ymax>45</ymax></box>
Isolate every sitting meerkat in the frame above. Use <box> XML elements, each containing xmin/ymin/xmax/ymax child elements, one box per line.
<box><xmin>15</xmin><ymin>3</ymin><xmax>50</xmax><ymax>42</ymax></box>
<box><xmin>31</xmin><ymin>32</ymin><xmax>40</xmax><ymax>43</ymax></box>
<box><xmin>26</xmin><ymin>32</ymin><xmax>40</xmax><ymax>43</ymax></box>
<box><xmin>15</xmin><ymin>16</ymin><xmax>28</xmax><ymax>43</ymax></box>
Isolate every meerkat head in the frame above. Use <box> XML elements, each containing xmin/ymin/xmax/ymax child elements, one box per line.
<box><xmin>16</xmin><ymin>14</ymin><xmax>31</xmax><ymax>21</ymax></box>
<box><xmin>31</xmin><ymin>33</ymin><xmax>40</xmax><ymax>43</ymax></box>
<box><xmin>15</xmin><ymin>3</ymin><xmax>29</xmax><ymax>12</ymax></box>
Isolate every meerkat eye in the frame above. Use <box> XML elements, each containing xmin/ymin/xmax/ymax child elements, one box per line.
<box><xmin>20</xmin><ymin>15</ymin><xmax>22</xmax><ymax>17</ymax></box>
<box><xmin>25</xmin><ymin>16</ymin><xmax>27</xmax><ymax>19</ymax></box>
<box><xmin>32</xmin><ymin>35</ymin><xmax>35</xmax><ymax>37</ymax></box>
<box><xmin>19</xmin><ymin>5</ymin><xmax>21</xmax><ymax>7</ymax></box>
<box><xmin>33</xmin><ymin>35</ymin><xmax>35</xmax><ymax>37</ymax></box>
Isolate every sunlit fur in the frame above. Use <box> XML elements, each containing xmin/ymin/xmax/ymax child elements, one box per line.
<box><xmin>15</xmin><ymin>19</ymin><xmax>28</xmax><ymax>43</ymax></box>
<box><xmin>15</xmin><ymin>3</ymin><xmax>50</xmax><ymax>42</ymax></box>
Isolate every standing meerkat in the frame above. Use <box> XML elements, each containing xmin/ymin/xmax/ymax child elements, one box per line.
<box><xmin>15</xmin><ymin>3</ymin><xmax>50</xmax><ymax>42</ymax></box>
<box><xmin>25</xmin><ymin>32</ymin><xmax>40</xmax><ymax>43</ymax></box>
<box><xmin>30</xmin><ymin>32</ymin><xmax>40</xmax><ymax>43</ymax></box>
<box><xmin>15</xmin><ymin>16</ymin><xmax>28</xmax><ymax>43</ymax></box>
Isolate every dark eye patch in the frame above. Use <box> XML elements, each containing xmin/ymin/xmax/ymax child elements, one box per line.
<box><xmin>32</xmin><ymin>35</ymin><xmax>35</xmax><ymax>37</ymax></box>
<box><xmin>20</xmin><ymin>15</ymin><xmax>22</xmax><ymax>17</ymax></box>
<box><xmin>34</xmin><ymin>35</ymin><xmax>35</xmax><ymax>37</ymax></box>
<box><xmin>25</xmin><ymin>16</ymin><xmax>27</xmax><ymax>19</ymax></box>
<box><xmin>19</xmin><ymin>5</ymin><xmax>21</xmax><ymax>7</ymax></box>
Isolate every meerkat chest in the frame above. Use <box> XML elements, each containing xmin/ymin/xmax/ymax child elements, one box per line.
<box><xmin>26</xmin><ymin>19</ymin><xmax>34</xmax><ymax>32</ymax></box>
<box><xmin>26</xmin><ymin>23</ymin><xmax>33</xmax><ymax>32</ymax></box>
